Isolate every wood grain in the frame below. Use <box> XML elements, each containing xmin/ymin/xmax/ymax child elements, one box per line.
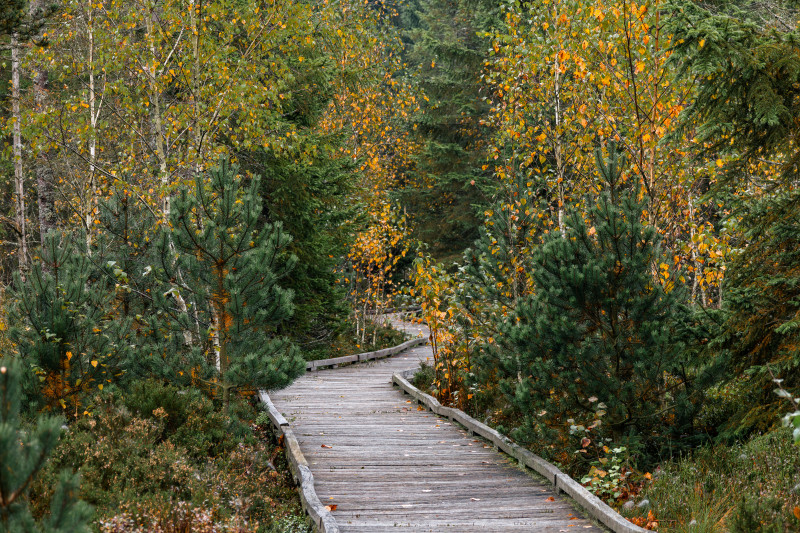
<box><xmin>270</xmin><ymin>317</ymin><xmax>606</xmax><ymax>532</ymax></box>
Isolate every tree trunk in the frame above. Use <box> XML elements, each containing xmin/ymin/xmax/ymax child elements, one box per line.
<box><xmin>32</xmin><ymin>43</ymin><xmax>56</xmax><ymax>240</ymax></box>
<box><xmin>86</xmin><ymin>0</ymin><xmax>99</xmax><ymax>254</ymax></box>
<box><xmin>11</xmin><ymin>34</ymin><xmax>28</xmax><ymax>270</ymax></box>
<box><xmin>30</xmin><ymin>0</ymin><xmax>56</xmax><ymax>241</ymax></box>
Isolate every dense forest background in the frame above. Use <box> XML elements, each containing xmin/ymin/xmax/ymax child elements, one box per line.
<box><xmin>0</xmin><ymin>0</ymin><xmax>799</xmax><ymax>530</ymax></box>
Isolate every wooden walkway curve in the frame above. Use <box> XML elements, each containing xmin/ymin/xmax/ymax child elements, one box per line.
<box><xmin>270</xmin><ymin>317</ymin><xmax>605</xmax><ymax>532</ymax></box>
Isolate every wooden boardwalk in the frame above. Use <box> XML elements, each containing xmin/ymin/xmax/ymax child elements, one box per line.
<box><xmin>270</xmin><ymin>318</ymin><xmax>604</xmax><ymax>532</ymax></box>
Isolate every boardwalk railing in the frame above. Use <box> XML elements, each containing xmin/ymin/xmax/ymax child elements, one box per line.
<box><xmin>392</xmin><ymin>368</ymin><xmax>648</xmax><ymax>533</ymax></box>
<box><xmin>259</xmin><ymin>390</ymin><xmax>339</xmax><ymax>533</ymax></box>
<box><xmin>305</xmin><ymin>337</ymin><xmax>426</xmax><ymax>371</ymax></box>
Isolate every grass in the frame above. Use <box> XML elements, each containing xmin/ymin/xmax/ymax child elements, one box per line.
<box><xmin>621</xmin><ymin>427</ymin><xmax>800</xmax><ymax>532</ymax></box>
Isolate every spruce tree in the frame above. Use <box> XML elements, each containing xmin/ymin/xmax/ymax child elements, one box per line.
<box><xmin>166</xmin><ymin>160</ymin><xmax>305</xmax><ymax>410</ymax></box>
<box><xmin>501</xmin><ymin>150</ymin><xmax>694</xmax><ymax>460</ymax></box>
<box><xmin>399</xmin><ymin>0</ymin><xmax>499</xmax><ymax>258</ymax></box>
<box><xmin>666</xmin><ymin>0</ymin><xmax>800</xmax><ymax>437</ymax></box>
<box><xmin>0</xmin><ymin>360</ymin><xmax>92</xmax><ymax>533</ymax></box>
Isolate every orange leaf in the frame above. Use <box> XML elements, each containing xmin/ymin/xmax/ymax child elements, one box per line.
<box><xmin>321</xmin><ymin>444</ymin><xmax>332</xmax><ymax>448</ymax></box>
<box><xmin>546</xmin><ymin>496</ymin><xmax>556</xmax><ymax>502</ymax></box>
<box><xmin>324</xmin><ymin>504</ymin><xmax>338</xmax><ymax>511</ymax></box>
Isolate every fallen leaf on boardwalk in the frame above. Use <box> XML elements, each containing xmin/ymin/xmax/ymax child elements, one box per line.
<box><xmin>470</xmin><ymin>498</ymin><xmax>481</xmax><ymax>501</ymax></box>
<box><xmin>546</xmin><ymin>497</ymin><xmax>556</xmax><ymax>502</ymax></box>
<box><xmin>417</xmin><ymin>406</ymin><xmax>425</xmax><ymax>411</ymax></box>
<box><xmin>321</xmin><ymin>444</ymin><xmax>332</xmax><ymax>448</ymax></box>
<box><xmin>422</xmin><ymin>490</ymin><xmax>431</xmax><ymax>492</ymax></box>
<box><xmin>324</xmin><ymin>505</ymin><xmax>338</xmax><ymax>511</ymax></box>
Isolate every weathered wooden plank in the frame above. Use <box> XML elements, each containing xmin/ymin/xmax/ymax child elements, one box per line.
<box><xmin>269</xmin><ymin>314</ymin><xmax>611</xmax><ymax>532</ymax></box>
<box><xmin>394</xmin><ymin>361</ymin><xmax>647</xmax><ymax>533</ymax></box>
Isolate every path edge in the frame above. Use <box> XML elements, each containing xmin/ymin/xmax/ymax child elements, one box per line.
<box><xmin>257</xmin><ymin>334</ymin><xmax>426</xmax><ymax>533</ymax></box>
<box><xmin>258</xmin><ymin>390</ymin><xmax>339</xmax><ymax>533</ymax></box>
<box><xmin>305</xmin><ymin>336</ymin><xmax>427</xmax><ymax>371</ymax></box>
<box><xmin>392</xmin><ymin>368</ymin><xmax>649</xmax><ymax>533</ymax></box>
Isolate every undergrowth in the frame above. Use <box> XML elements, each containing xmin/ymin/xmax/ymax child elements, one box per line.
<box><xmin>27</xmin><ymin>381</ymin><xmax>310</xmax><ymax>533</ymax></box>
<box><xmin>304</xmin><ymin>318</ymin><xmax>408</xmax><ymax>361</ymax></box>
<box><xmin>621</xmin><ymin>427</ymin><xmax>800</xmax><ymax>532</ymax></box>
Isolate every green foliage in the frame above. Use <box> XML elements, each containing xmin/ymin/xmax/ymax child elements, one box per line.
<box><xmin>712</xmin><ymin>192</ymin><xmax>800</xmax><ymax>439</ymax></box>
<box><xmin>666</xmin><ymin>0</ymin><xmax>800</xmax><ymax>443</ymax></box>
<box><xmin>398</xmin><ymin>0</ymin><xmax>499</xmax><ymax>258</ymax></box>
<box><xmin>7</xmin><ymin>232</ymin><xmax>134</xmax><ymax>411</ymax></box>
<box><xmin>666</xmin><ymin>0</ymin><xmax>800</xmax><ymax>179</ymax></box>
<box><xmin>122</xmin><ymin>380</ymin><xmax>243</xmax><ymax>459</ymax></box>
<box><xmin>249</xmin><ymin>143</ymin><xmax>356</xmax><ymax>351</ymax></box>
<box><xmin>165</xmin><ymin>160</ymin><xmax>306</xmax><ymax>408</ymax></box>
<box><xmin>623</xmin><ymin>427</ymin><xmax>800</xmax><ymax>533</ymax></box>
<box><xmin>0</xmin><ymin>0</ymin><xmax>53</xmax><ymax>42</ymax></box>
<box><xmin>31</xmin><ymin>390</ymin><xmax>303</xmax><ymax>530</ymax></box>
<box><xmin>263</xmin><ymin>515</ymin><xmax>312</xmax><ymax>533</ymax></box>
<box><xmin>411</xmin><ymin>360</ymin><xmax>435</xmax><ymax>393</ymax></box>
<box><xmin>580</xmin><ymin>446</ymin><xmax>632</xmax><ymax>501</ymax></box>
<box><xmin>0</xmin><ymin>360</ymin><xmax>92</xmax><ymax>533</ymax></box>
<box><xmin>499</xmin><ymin>157</ymin><xmax>696</xmax><ymax>463</ymax></box>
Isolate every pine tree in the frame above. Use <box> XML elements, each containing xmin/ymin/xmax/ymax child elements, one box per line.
<box><xmin>0</xmin><ymin>360</ymin><xmax>92</xmax><ymax>533</ymax></box>
<box><xmin>665</xmin><ymin>0</ymin><xmax>800</xmax><ymax>179</ymax></box>
<box><xmin>8</xmin><ymin>232</ymin><xmax>134</xmax><ymax>412</ymax></box>
<box><xmin>246</xmin><ymin>137</ymin><xmax>357</xmax><ymax>354</ymax></box>
<box><xmin>713</xmin><ymin>191</ymin><xmax>800</xmax><ymax>438</ymax></box>
<box><xmin>500</xmin><ymin>150</ymin><xmax>694</xmax><ymax>461</ymax></box>
<box><xmin>166</xmin><ymin>160</ymin><xmax>306</xmax><ymax>410</ymax></box>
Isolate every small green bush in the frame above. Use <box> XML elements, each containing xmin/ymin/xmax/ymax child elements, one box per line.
<box><xmin>261</xmin><ymin>515</ymin><xmax>312</xmax><ymax>533</ymax></box>
<box><xmin>412</xmin><ymin>361</ymin><xmax>434</xmax><ymax>393</ymax></box>
<box><xmin>123</xmin><ymin>380</ymin><xmax>198</xmax><ymax>436</ymax></box>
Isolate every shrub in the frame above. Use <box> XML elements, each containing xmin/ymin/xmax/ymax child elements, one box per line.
<box><xmin>0</xmin><ymin>359</ymin><xmax>92</xmax><ymax>532</ymax></box>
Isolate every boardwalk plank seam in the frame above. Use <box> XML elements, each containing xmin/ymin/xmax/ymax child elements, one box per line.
<box><xmin>263</xmin><ymin>316</ymin><xmax>642</xmax><ymax>532</ymax></box>
<box><xmin>392</xmin><ymin>369</ymin><xmax>648</xmax><ymax>533</ymax></box>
